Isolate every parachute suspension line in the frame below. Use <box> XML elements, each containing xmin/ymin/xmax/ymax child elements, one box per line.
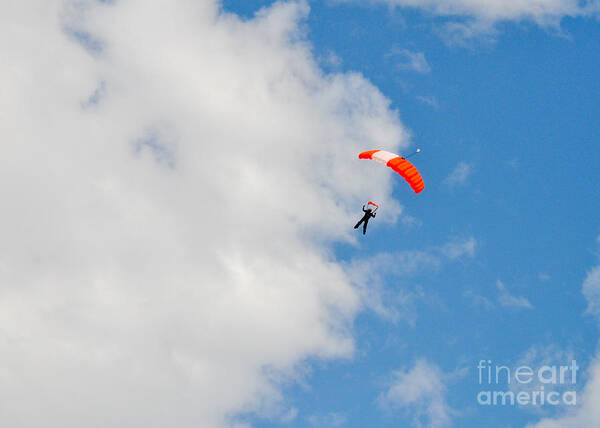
<box><xmin>402</xmin><ymin>148</ymin><xmax>421</xmax><ymax>160</ymax></box>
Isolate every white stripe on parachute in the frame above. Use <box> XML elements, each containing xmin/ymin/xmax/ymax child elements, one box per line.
<box><xmin>372</xmin><ymin>150</ymin><xmax>397</xmax><ymax>164</ymax></box>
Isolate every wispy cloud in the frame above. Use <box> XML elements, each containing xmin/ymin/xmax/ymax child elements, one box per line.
<box><xmin>280</xmin><ymin>407</ymin><xmax>298</xmax><ymax>423</ymax></box>
<box><xmin>538</xmin><ymin>272</ymin><xmax>552</xmax><ymax>281</ymax></box>
<box><xmin>497</xmin><ymin>280</ymin><xmax>533</xmax><ymax>310</ymax></box>
<box><xmin>444</xmin><ymin>162</ymin><xmax>473</xmax><ymax>187</ymax></box>
<box><xmin>511</xmin><ymin>344</ymin><xmax>576</xmax><ymax>408</ymax></box>
<box><xmin>416</xmin><ymin>95</ymin><xmax>439</xmax><ymax>108</ymax></box>
<box><xmin>347</xmin><ymin>237</ymin><xmax>476</xmax><ymax>323</ymax></box>
<box><xmin>440</xmin><ymin>236</ymin><xmax>476</xmax><ymax>259</ymax></box>
<box><xmin>338</xmin><ymin>0</ymin><xmax>600</xmax><ymax>46</ymax></box>
<box><xmin>464</xmin><ymin>280</ymin><xmax>533</xmax><ymax>311</ymax></box>
<box><xmin>463</xmin><ymin>289</ymin><xmax>495</xmax><ymax>310</ymax></box>
<box><xmin>389</xmin><ymin>48</ymin><xmax>432</xmax><ymax>73</ymax></box>
<box><xmin>378</xmin><ymin>359</ymin><xmax>454</xmax><ymax>428</ymax></box>
<box><xmin>321</xmin><ymin>49</ymin><xmax>343</xmax><ymax>68</ymax></box>
<box><xmin>341</xmin><ymin>0</ymin><xmax>600</xmax><ymax>30</ymax></box>
<box><xmin>307</xmin><ymin>412</ymin><xmax>347</xmax><ymax>427</ymax></box>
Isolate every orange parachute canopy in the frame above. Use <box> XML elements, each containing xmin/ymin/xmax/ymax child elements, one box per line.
<box><xmin>359</xmin><ymin>150</ymin><xmax>424</xmax><ymax>194</ymax></box>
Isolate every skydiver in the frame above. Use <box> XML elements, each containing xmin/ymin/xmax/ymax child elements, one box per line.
<box><xmin>354</xmin><ymin>204</ymin><xmax>376</xmax><ymax>235</ymax></box>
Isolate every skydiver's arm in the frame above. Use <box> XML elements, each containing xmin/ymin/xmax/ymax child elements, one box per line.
<box><xmin>362</xmin><ymin>205</ymin><xmax>367</xmax><ymax>212</ymax></box>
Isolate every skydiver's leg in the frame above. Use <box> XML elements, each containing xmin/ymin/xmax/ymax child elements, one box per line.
<box><xmin>363</xmin><ymin>219</ymin><xmax>368</xmax><ymax>235</ymax></box>
<box><xmin>354</xmin><ymin>218</ymin><xmax>364</xmax><ymax>229</ymax></box>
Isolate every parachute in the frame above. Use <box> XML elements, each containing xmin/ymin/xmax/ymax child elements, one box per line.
<box><xmin>359</xmin><ymin>150</ymin><xmax>424</xmax><ymax>194</ymax></box>
<box><xmin>366</xmin><ymin>201</ymin><xmax>379</xmax><ymax>211</ymax></box>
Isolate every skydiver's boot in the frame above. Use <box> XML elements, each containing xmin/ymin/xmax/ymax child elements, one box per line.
<box><xmin>363</xmin><ymin>221</ymin><xmax>368</xmax><ymax>235</ymax></box>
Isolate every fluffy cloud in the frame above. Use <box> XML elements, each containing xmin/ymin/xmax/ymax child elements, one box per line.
<box><xmin>526</xmin><ymin>359</ymin><xmax>600</xmax><ymax>428</ymax></box>
<box><xmin>378</xmin><ymin>359</ymin><xmax>454</xmax><ymax>428</ymax></box>
<box><xmin>583</xmin><ymin>266</ymin><xmax>600</xmax><ymax>317</ymax></box>
<box><xmin>527</xmin><ymin>237</ymin><xmax>600</xmax><ymax>427</ymax></box>
<box><xmin>0</xmin><ymin>1</ymin><xmax>410</xmax><ymax>427</ymax></box>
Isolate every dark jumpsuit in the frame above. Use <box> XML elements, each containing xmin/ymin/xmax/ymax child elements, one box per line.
<box><xmin>354</xmin><ymin>205</ymin><xmax>376</xmax><ymax>235</ymax></box>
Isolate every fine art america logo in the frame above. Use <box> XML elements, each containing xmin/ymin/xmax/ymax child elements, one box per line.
<box><xmin>477</xmin><ymin>360</ymin><xmax>578</xmax><ymax>406</ymax></box>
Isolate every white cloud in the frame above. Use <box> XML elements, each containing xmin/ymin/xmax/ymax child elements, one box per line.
<box><xmin>527</xmin><ymin>237</ymin><xmax>600</xmax><ymax>427</ymax></box>
<box><xmin>583</xmin><ymin>266</ymin><xmax>600</xmax><ymax>317</ymax></box>
<box><xmin>510</xmin><ymin>344</ymin><xmax>576</xmax><ymax>409</ymax></box>
<box><xmin>338</xmin><ymin>0</ymin><xmax>600</xmax><ymax>44</ymax></box>
<box><xmin>0</xmin><ymin>1</ymin><xmax>410</xmax><ymax>427</ymax></box>
<box><xmin>342</xmin><ymin>0</ymin><xmax>600</xmax><ymax>26</ymax></box>
<box><xmin>379</xmin><ymin>359</ymin><xmax>454</xmax><ymax>428</ymax></box>
<box><xmin>497</xmin><ymin>280</ymin><xmax>534</xmax><ymax>309</ymax></box>
<box><xmin>444</xmin><ymin>161</ymin><xmax>472</xmax><ymax>187</ymax></box>
<box><xmin>526</xmin><ymin>358</ymin><xmax>600</xmax><ymax>428</ymax></box>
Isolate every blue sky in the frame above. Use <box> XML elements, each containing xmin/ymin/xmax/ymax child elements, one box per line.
<box><xmin>223</xmin><ymin>1</ymin><xmax>600</xmax><ymax>427</ymax></box>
